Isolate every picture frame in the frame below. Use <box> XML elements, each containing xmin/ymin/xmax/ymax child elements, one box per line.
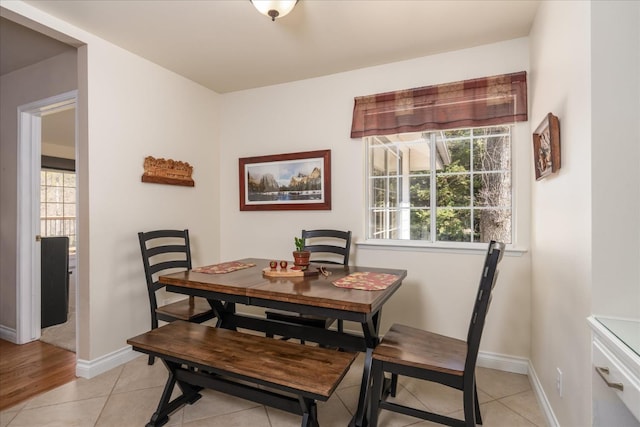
<box><xmin>532</xmin><ymin>113</ymin><xmax>561</xmax><ymax>180</ymax></box>
<box><xmin>239</xmin><ymin>149</ymin><xmax>331</xmax><ymax>211</ymax></box>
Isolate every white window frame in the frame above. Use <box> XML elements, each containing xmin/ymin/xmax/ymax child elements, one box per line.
<box><xmin>40</xmin><ymin>168</ymin><xmax>77</xmax><ymax>253</ymax></box>
<box><xmin>360</xmin><ymin>122</ymin><xmax>530</xmax><ymax>254</ymax></box>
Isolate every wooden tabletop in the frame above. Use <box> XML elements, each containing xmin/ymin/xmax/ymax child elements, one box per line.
<box><xmin>159</xmin><ymin>258</ymin><xmax>407</xmax><ymax>314</ymax></box>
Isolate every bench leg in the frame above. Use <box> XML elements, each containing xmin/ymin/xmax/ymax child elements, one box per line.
<box><xmin>147</xmin><ymin>360</ymin><xmax>202</xmax><ymax>427</ymax></box>
<box><xmin>147</xmin><ymin>368</ymin><xmax>177</xmax><ymax>427</ymax></box>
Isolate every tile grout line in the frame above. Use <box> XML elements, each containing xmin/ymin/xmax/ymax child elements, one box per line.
<box><xmin>492</xmin><ymin>398</ymin><xmax>539</xmax><ymax>426</ymax></box>
<box><xmin>92</xmin><ymin>363</ymin><xmax>127</xmax><ymax>426</ymax></box>
<box><xmin>496</xmin><ymin>389</ymin><xmax>544</xmax><ymax>427</ymax></box>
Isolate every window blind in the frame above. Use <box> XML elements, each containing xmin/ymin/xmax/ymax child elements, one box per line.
<box><xmin>351</xmin><ymin>71</ymin><xmax>527</xmax><ymax>138</ymax></box>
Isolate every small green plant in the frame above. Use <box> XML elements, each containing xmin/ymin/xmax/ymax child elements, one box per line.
<box><xmin>294</xmin><ymin>237</ymin><xmax>305</xmax><ymax>252</ymax></box>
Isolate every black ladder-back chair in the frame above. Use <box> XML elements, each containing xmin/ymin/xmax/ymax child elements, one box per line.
<box><xmin>369</xmin><ymin>241</ymin><xmax>505</xmax><ymax>427</ymax></box>
<box><xmin>265</xmin><ymin>229</ymin><xmax>352</xmax><ymax>342</ymax></box>
<box><xmin>138</xmin><ymin>229</ymin><xmax>216</xmax><ymax>364</ymax></box>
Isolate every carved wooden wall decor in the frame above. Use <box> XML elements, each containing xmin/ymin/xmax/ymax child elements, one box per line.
<box><xmin>142</xmin><ymin>156</ymin><xmax>195</xmax><ymax>187</ymax></box>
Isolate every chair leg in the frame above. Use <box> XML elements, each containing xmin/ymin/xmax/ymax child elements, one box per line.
<box><xmin>390</xmin><ymin>374</ymin><xmax>398</xmax><ymax>397</ymax></box>
<box><xmin>474</xmin><ymin>383</ymin><xmax>482</xmax><ymax>425</ymax></box>
<box><xmin>149</xmin><ymin>316</ymin><xmax>159</xmax><ymax>365</ymax></box>
<box><xmin>463</xmin><ymin>381</ymin><xmax>476</xmax><ymax>427</ymax></box>
<box><xmin>337</xmin><ymin>319</ymin><xmax>344</xmax><ymax>333</ymax></box>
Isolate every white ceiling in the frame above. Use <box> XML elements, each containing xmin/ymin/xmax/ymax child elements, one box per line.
<box><xmin>42</xmin><ymin>108</ymin><xmax>75</xmax><ymax>148</ymax></box>
<box><xmin>12</xmin><ymin>0</ymin><xmax>540</xmax><ymax>94</ymax></box>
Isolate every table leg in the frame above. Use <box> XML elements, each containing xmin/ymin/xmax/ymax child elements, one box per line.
<box><xmin>350</xmin><ymin>347</ymin><xmax>374</xmax><ymax>427</ymax></box>
<box><xmin>207</xmin><ymin>300</ymin><xmax>236</xmax><ymax>329</ymax></box>
<box><xmin>351</xmin><ymin>312</ymin><xmax>381</xmax><ymax>427</ymax></box>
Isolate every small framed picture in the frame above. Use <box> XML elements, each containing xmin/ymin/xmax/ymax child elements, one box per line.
<box><xmin>239</xmin><ymin>149</ymin><xmax>331</xmax><ymax>211</ymax></box>
<box><xmin>532</xmin><ymin>113</ymin><xmax>561</xmax><ymax>180</ymax></box>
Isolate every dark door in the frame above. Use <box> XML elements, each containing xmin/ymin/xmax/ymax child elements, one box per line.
<box><xmin>41</xmin><ymin>236</ymin><xmax>69</xmax><ymax>328</ymax></box>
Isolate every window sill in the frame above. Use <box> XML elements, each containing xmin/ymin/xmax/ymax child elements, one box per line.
<box><xmin>355</xmin><ymin>240</ymin><xmax>527</xmax><ymax>256</ymax></box>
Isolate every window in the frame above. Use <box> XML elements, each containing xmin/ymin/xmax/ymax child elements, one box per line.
<box><xmin>366</xmin><ymin>125</ymin><xmax>511</xmax><ymax>245</ymax></box>
<box><xmin>40</xmin><ymin>169</ymin><xmax>76</xmax><ymax>252</ymax></box>
<box><xmin>353</xmin><ymin>72</ymin><xmax>527</xmax><ymax>247</ymax></box>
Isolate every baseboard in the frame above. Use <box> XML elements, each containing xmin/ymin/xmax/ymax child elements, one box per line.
<box><xmin>528</xmin><ymin>361</ymin><xmax>560</xmax><ymax>427</ymax></box>
<box><xmin>1</xmin><ymin>325</ymin><xmax>140</xmax><ymax>379</ymax></box>
<box><xmin>0</xmin><ymin>324</ymin><xmax>17</xmax><ymax>343</ymax></box>
<box><xmin>477</xmin><ymin>350</ymin><xmax>530</xmax><ymax>374</ymax></box>
<box><xmin>75</xmin><ymin>345</ymin><xmax>139</xmax><ymax>379</ymax></box>
<box><xmin>477</xmin><ymin>351</ymin><xmax>559</xmax><ymax>427</ymax></box>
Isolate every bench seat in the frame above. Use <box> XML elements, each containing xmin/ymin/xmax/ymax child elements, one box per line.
<box><xmin>127</xmin><ymin>320</ymin><xmax>356</xmax><ymax>426</ymax></box>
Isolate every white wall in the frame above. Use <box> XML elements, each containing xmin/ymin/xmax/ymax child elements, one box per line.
<box><xmin>1</xmin><ymin>3</ymin><xmax>221</xmax><ymax>365</ymax></box>
<box><xmin>529</xmin><ymin>1</ymin><xmax>592</xmax><ymax>426</ymax></box>
<box><xmin>82</xmin><ymin>38</ymin><xmax>221</xmax><ymax>361</ymax></box>
<box><xmin>530</xmin><ymin>2</ymin><xmax>640</xmax><ymax>425</ymax></box>
<box><xmin>0</xmin><ymin>50</ymin><xmax>78</xmax><ymax>331</ymax></box>
<box><xmin>219</xmin><ymin>38</ymin><xmax>533</xmax><ymax>361</ymax></box>
<box><xmin>591</xmin><ymin>1</ymin><xmax>640</xmax><ymax>319</ymax></box>
<box><xmin>529</xmin><ymin>2</ymin><xmax>592</xmax><ymax>426</ymax></box>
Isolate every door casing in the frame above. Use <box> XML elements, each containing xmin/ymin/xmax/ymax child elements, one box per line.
<box><xmin>17</xmin><ymin>90</ymin><xmax>77</xmax><ymax>344</ymax></box>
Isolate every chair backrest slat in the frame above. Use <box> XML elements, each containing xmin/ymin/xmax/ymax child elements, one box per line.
<box><xmin>148</xmin><ymin>260</ymin><xmax>190</xmax><ymax>276</ymax></box>
<box><xmin>145</xmin><ymin>244</ymin><xmax>189</xmax><ymax>258</ymax></box>
<box><xmin>464</xmin><ymin>241</ymin><xmax>505</xmax><ymax>374</ymax></box>
<box><xmin>302</xmin><ymin>229</ymin><xmax>352</xmax><ymax>266</ymax></box>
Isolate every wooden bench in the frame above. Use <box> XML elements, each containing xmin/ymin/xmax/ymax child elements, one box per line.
<box><xmin>127</xmin><ymin>320</ymin><xmax>357</xmax><ymax>427</ymax></box>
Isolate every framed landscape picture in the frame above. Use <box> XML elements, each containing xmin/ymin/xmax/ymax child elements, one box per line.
<box><xmin>533</xmin><ymin>113</ymin><xmax>561</xmax><ymax>180</ymax></box>
<box><xmin>239</xmin><ymin>149</ymin><xmax>331</xmax><ymax>211</ymax></box>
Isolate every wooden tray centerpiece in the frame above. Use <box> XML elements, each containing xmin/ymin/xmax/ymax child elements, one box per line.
<box><xmin>262</xmin><ymin>265</ymin><xmax>320</xmax><ymax>278</ymax></box>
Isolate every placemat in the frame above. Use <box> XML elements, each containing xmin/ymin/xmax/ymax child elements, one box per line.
<box><xmin>192</xmin><ymin>261</ymin><xmax>256</xmax><ymax>274</ymax></box>
<box><xmin>332</xmin><ymin>271</ymin><xmax>399</xmax><ymax>291</ymax></box>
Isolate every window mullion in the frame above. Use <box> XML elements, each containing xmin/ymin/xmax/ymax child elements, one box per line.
<box><xmin>384</xmin><ymin>149</ymin><xmax>390</xmax><ymax>239</ymax></box>
<box><xmin>470</xmin><ymin>129</ymin><xmax>475</xmax><ymax>243</ymax></box>
<box><xmin>429</xmin><ymin>132</ymin><xmax>437</xmax><ymax>243</ymax></box>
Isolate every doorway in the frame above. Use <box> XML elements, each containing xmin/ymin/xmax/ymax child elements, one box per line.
<box><xmin>38</xmin><ymin>107</ymin><xmax>77</xmax><ymax>352</ymax></box>
<box><xmin>17</xmin><ymin>91</ymin><xmax>77</xmax><ymax>351</ymax></box>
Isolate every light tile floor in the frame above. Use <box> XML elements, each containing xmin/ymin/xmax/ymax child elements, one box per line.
<box><xmin>1</xmin><ymin>353</ymin><xmax>547</xmax><ymax>427</ymax></box>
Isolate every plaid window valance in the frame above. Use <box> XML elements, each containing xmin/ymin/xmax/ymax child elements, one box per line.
<box><xmin>350</xmin><ymin>71</ymin><xmax>528</xmax><ymax>138</ymax></box>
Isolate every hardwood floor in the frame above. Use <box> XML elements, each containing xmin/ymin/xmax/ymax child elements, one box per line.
<box><xmin>0</xmin><ymin>339</ymin><xmax>76</xmax><ymax>411</ymax></box>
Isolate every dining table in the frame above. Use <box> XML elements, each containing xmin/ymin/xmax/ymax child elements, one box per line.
<box><xmin>159</xmin><ymin>257</ymin><xmax>407</xmax><ymax>427</ymax></box>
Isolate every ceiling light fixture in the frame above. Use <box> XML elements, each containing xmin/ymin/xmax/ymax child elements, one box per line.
<box><xmin>250</xmin><ymin>0</ymin><xmax>298</xmax><ymax>22</ymax></box>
